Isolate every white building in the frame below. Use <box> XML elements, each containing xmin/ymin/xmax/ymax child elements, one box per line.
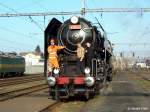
<box><xmin>20</xmin><ymin>52</ymin><xmax>44</xmax><ymax>66</ymax></box>
<box><xmin>135</xmin><ymin>62</ymin><xmax>147</xmax><ymax>68</ymax></box>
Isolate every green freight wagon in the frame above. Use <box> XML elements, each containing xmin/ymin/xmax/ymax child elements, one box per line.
<box><xmin>0</xmin><ymin>52</ymin><xmax>25</xmax><ymax>78</ymax></box>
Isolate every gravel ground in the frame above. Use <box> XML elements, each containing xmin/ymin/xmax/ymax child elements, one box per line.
<box><xmin>25</xmin><ymin>65</ymin><xmax>44</xmax><ymax>74</ymax></box>
<box><xmin>50</xmin><ymin>72</ymin><xmax>150</xmax><ymax>112</ymax></box>
<box><xmin>0</xmin><ymin>89</ymin><xmax>56</xmax><ymax>112</ymax></box>
<box><xmin>81</xmin><ymin>72</ymin><xmax>150</xmax><ymax>112</ymax></box>
<box><xmin>0</xmin><ymin>71</ymin><xmax>149</xmax><ymax>112</ymax></box>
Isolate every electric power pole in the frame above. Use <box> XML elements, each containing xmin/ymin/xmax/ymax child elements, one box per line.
<box><xmin>81</xmin><ymin>0</ymin><xmax>86</xmax><ymax>16</ymax></box>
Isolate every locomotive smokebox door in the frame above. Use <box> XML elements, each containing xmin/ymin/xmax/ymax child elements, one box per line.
<box><xmin>57</xmin><ymin>17</ymin><xmax>94</xmax><ymax>54</ymax></box>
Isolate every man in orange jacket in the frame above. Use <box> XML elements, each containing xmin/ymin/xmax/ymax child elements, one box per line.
<box><xmin>47</xmin><ymin>39</ymin><xmax>65</xmax><ymax>72</ymax></box>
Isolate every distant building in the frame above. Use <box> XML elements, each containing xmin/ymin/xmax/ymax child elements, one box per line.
<box><xmin>146</xmin><ymin>59</ymin><xmax>150</xmax><ymax>67</ymax></box>
<box><xmin>20</xmin><ymin>52</ymin><xmax>44</xmax><ymax>66</ymax></box>
<box><xmin>136</xmin><ymin>62</ymin><xmax>147</xmax><ymax>68</ymax></box>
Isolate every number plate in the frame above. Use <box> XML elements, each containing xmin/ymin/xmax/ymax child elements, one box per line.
<box><xmin>69</xmin><ymin>25</ymin><xmax>81</xmax><ymax>29</ymax></box>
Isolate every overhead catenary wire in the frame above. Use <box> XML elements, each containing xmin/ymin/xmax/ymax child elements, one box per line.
<box><xmin>0</xmin><ymin>2</ymin><xmax>44</xmax><ymax>31</ymax></box>
<box><xmin>0</xmin><ymin>37</ymin><xmax>35</xmax><ymax>46</ymax></box>
<box><xmin>113</xmin><ymin>43</ymin><xmax>150</xmax><ymax>46</ymax></box>
<box><xmin>0</xmin><ymin>11</ymin><xmax>81</xmax><ymax>17</ymax></box>
<box><xmin>0</xmin><ymin>1</ymin><xmax>44</xmax><ymax>49</ymax></box>
<box><xmin>28</xmin><ymin>16</ymin><xmax>43</xmax><ymax>31</ymax></box>
<box><xmin>0</xmin><ymin>8</ymin><xmax>150</xmax><ymax>17</ymax></box>
<box><xmin>0</xmin><ymin>26</ymin><xmax>41</xmax><ymax>45</ymax></box>
<box><xmin>86</xmin><ymin>8</ymin><xmax>150</xmax><ymax>13</ymax></box>
<box><xmin>0</xmin><ymin>2</ymin><xmax>18</xmax><ymax>13</ymax></box>
<box><xmin>84</xmin><ymin>1</ymin><xmax>107</xmax><ymax>37</ymax></box>
<box><xmin>31</xmin><ymin>0</ymin><xmax>45</xmax><ymax>9</ymax></box>
<box><xmin>0</xmin><ymin>2</ymin><xmax>150</xmax><ymax>49</ymax></box>
<box><xmin>15</xmin><ymin>0</ymin><xmax>47</xmax><ymax>12</ymax></box>
<box><xmin>0</xmin><ymin>44</ymin><xmax>23</xmax><ymax>50</ymax></box>
<box><xmin>0</xmin><ymin>26</ymin><xmax>32</xmax><ymax>38</ymax></box>
<box><xmin>0</xmin><ymin>44</ymin><xmax>32</xmax><ymax>51</ymax></box>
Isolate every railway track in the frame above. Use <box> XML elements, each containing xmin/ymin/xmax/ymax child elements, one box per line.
<box><xmin>0</xmin><ymin>74</ymin><xmax>45</xmax><ymax>87</ymax></box>
<box><xmin>140</xmin><ymin>75</ymin><xmax>150</xmax><ymax>81</ymax></box>
<box><xmin>39</xmin><ymin>101</ymin><xmax>62</xmax><ymax>112</ymax></box>
<box><xmin>0</xmin><ymin>74</ymin><xmax>48</xmax><ymax>101</ymax></box>
<box><xmin>0</xmin><ymin>83</ymin><xmax>48</xmax><ymax>101</ymax></box>
<box><xmin>134</xmin><ymin>73</ymin><xmax>150</xmax><ymax>82</ymax></box>
<box><xmin>126</xmin><ymin>71</ymin><xmax>150</xmax><ymax>82</ymax></box>
<box><xmin>38</xmin><ymin>98</ymin><xmax>89</xmax><ymax>112</ymax></box>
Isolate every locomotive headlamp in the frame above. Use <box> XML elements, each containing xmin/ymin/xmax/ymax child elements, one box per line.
<box><xmin>71</xmin><ymin>16</ymin><xmax>79</xmax><ymax>24</ymax></box>
<box><xmin>84</xmin><ymin>76</ymin><xmax>95</xmax><ymax>87</ymax></box>
<box><xmin>47</xmin><ymin>76</ymin><xmax>56</xmax><ymax>86</ymax></box>
<box><xmin>84</xmin><ymin>67</ymin><xmax>90</xmax><ymax>74</ymax></box>
<box><xmin>53</xmin><ymin>68</ymin><xmax>60</xmax><ymax>74</ymax></box>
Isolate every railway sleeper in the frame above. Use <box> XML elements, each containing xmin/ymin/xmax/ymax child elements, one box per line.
<box><xmin>50</xmin><ymin>85</ymin><xmax>95</xmax><ymax>100</ymax></box>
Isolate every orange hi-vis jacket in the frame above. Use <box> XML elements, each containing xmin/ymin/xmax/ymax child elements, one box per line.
<box><xmin>48</xmin><ymin>45</ymin><xmax>65</xmax><ymax>68</ymax></box>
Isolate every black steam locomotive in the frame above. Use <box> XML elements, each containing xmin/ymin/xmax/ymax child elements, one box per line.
<box><xmin>44</xmin><ymin>16</ymin><xmax>113</xmax><ymax>100</ymax></box>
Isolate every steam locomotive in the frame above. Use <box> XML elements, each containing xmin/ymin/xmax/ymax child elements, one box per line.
<box><xmin>44</xmin><ymin>16</ymin><xmax>113</xmax><ymax>100</ymax></box>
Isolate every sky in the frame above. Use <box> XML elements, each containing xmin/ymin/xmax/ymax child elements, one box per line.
<box><xmin>0</xmin><ymin>0</ymin><xmax>150</xmax><ymax>57</ymax></box>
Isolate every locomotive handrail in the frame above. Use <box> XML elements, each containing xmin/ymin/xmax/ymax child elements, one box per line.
<box><xmin>92</xmin><ymin>58</ymin><xmax>97</xmax><ymax>77</ymax></box>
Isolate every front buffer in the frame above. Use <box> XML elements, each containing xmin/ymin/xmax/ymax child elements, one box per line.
<box><xmin>47</xmin><ymin>76</ymin><xmax>96</xmax><ymax>100</ymax></box>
